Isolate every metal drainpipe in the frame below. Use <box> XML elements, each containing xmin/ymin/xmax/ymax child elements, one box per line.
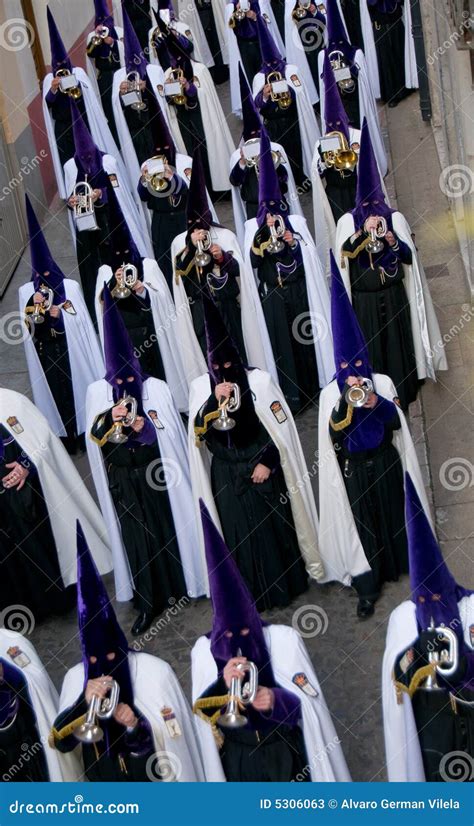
<box><xmin>410</xmin><ymin>0</ymin><xmax>433</xmax><ymax>121</ymax></box>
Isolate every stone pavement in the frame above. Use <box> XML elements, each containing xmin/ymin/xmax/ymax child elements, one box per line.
<box><xmin>0</xmin><ymin>85</ymin><xmax>472</xmax><ymax>782</ymax></box>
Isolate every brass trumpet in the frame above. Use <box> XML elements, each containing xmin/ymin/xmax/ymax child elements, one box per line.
<box><xmin>242</xmin><ymin>137</ymin><xmax>281</xmax><ymax>176</ymax></box>
<box><xmin>163</xmin><ymin>67</ymin><xmax>187</xmax><ymax>105</ymax></box>
<box><xmin>328</xmin><ymin>49</ymin><xmax>355</xmax><ymax>94</ymax></box>
<box><xmin>345</xmin><ymin>378</ymin><xmax>374</xmax><ymax>407</ymax></box>
<box><xmin>194</xmin><ymin>231</ymin><xmax>212</xmax><ymax>268</ymax></box>
<box><xmin>56</xmin><ymin>68</ymin><xmax>82</xmax><ymax>100</ymax></box>
<box><xmin>90</xmin><ymin>25</ymin><xmax>110</xmax><ymax>47</ymax></box>
<box><xmin>212</xmin><ymin>384</ymin><xmax>241</xmax><ymax>431</ymax></box>
<box><xmin>233</xmin><ymin>0</ymin><xmax>250</xmax><ymax>22</ymax></box>
<box><xmin>422</xmin><ymin>619</ymin><xmax>459</xmax><ymax>691</ymax></box>
<box><xmin>267</xmin><ymin>71</ymin><xmax>291</xmax><ymax>110</ymax></box>
<box><xmin>267</xmin><ymin>214</ymin><xmax>286</xmax><ymax>254</ymax></box>
<box><xmin>122</xmin><ymin>71</ymin><xmax>147</xmax><ymax>111</ymax></box>
<box><xmin>32</xmin><ymin>287</ymin><xmax>54</xmax><ymax>326</ymax></box>
<box><xmin>107</xmin><ymin>394</ymin><xmax>139</xmax><ymax>444</ymax></box>
<box><xmin>73</xmin><ymin>176</ymin><xmax>99</xmax><ymax>232</ymax></box>
<box><xmin>111</xmin><ymin>263</ymin><xmax>138</xmax><ymax>300</ymax></box>
<box><xmin>142</xmin><ymin>156</ymin><xmax>168</xmax><ymax>194</ymax></box>
<box><xmin>219</xmin><ymin>651</ymin><xmax>258</xmax><ymax>729</ymax></box>
<box><xmin>293</xmin><ymin>0</ymin><xmax>311</xmax><ymax>19</ymax></box>
<box><xmin>364</xmin><ymin>217</ymin><xmax>387</xmax><ymax>255</ymax></box>
<box><xmin>75</xmin><ymin>679</ymin><xmax>120</xmax><ymax>743</ymax></box>
<box><xmin>321</xmin><ymin>131</ymin><xmax>358</xmax><ymax>175</ymax></box>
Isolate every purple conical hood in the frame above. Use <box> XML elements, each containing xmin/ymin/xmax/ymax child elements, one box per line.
<box><xmin>239</xmin><ymin>63</ymin><xmax>262</xmax><ymax>141</ymax></box>
<box><xmin>256</xmin><ymin>126</ymin><xmax>286</xmax><ymax>226</ymax></box>
<box><xmin>200</xmin><ymin>500</ymin><xmax>274</xmax><ymax>682</ymax></box>
<box><xmin>158</xmin><ymin>0</ymin><xmax>175</xmax><ymax>12</ymax></box>
<box><xmin>47</xmin><ymin>6</ymin><xmax>72</xmax><ymax>72</ymax></box>
<box><xmin>103</xmin><ymin>283</ymin><xmax>145</xmax><ymax>388</ymax></box>
<box><xmin>94</xmin><ymin>0</ymin><xmax>114</xmax><ymax>26</ymax></box>
<box><xmin>203</xmin><ymin>288</ymin><xmax>245</xmax><ymax>387</ymax></box>
<box><xmin>147</xmin><ymin>90</ymin><xmax>176</xmax><ymax>165</ymax></box>
<box><xmin>405</xmin><ymin>474</ymin><xmax>472</xmax><ymax>638</ymax></box>
<box><xmin>352</xmin><ymin>118</ymin><xmax>392</xmax><ymax>229</ymax></box>
<box><xmin>107</xmin><ymin>188</ymin><xmax>141</xmax><ymax>268</ymax></box>
<box><xmin>76</xmin><ymin>520</ymin><xmax>134</xmax><ymax>706</ymax></box>
<box><xmin>186</xmin><ymin>147</ymin><xmax>212</xmax><ymax>230</ymax></box>
<box><xmin>25</xmin><ymin>195</ymin><xmax>66</xmax><ymax>301</ymax></box>
<box><xmin>70</xmin><ymin>99</ymin><xmax>103</xmax><ymax>176</ymax></box>
<box><xmin>322</xmin><ymin>50</ymin><xmax>350</xmax><ymax>139</ymax></box>
<box><xmin>166</xmin><ymin>28</ymin><xmax>193</xmax><ymax>77</ymax></box>
<box><xmin>122</xmin><ymin>5</ymin><xmax>148</xmax><ymax>77</ymax></box>
<box><xmin>256</xmin><ymin>12</ymin><xmax>286</xmax><ymax>74</ymax></box>
<box><xmin>330</xmin><ymin>249</ymin><xmax>372</xmax><ymax>388</ymax></box>
<box><xmin>326</xmin><ymin>0</ymin><xmax>349</xmax><ymax>44</ymax></box>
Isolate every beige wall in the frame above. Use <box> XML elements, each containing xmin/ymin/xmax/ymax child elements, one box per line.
<box><xmin>0</xmin><ymin>1</ymin><xmax>39</xmax><ymax>142</ymax></box>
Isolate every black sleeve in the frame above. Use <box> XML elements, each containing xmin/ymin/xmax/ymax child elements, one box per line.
<box><xmin>90</xmin><ymin>408</ymin><xmax>115</xmax><ymax>446</ymax></box>
<box><xmin>50</xmin><ymin>693</ymin><xmax>88</xmax><ymax>753</ymax></box>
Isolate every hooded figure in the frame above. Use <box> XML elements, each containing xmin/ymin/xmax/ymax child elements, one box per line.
<box><xmin>0</xmin><ymin>630</ymin><xmax>81</xmax><ymax>782</ymax></box>
<box><xmin>310</xmin><ymin>50</ymin><xmax>363</xmax><ymax>273</ymax></box>
<box><xmin>175</xmin><ymin>0</ymin><xmax>229</xmax><ymax>85</ymax></box>
<box><xmin>229</xmin><ymin>64</ymin><xmax>302</xmax><ymax>245</ymax></box>
<box><xmin>19</xmin><ymin>195</ymin><xmax>104</xmax><ymax>449</ymax></box>
<box><xmin>43</xmin><ymin>6</ymin><xmax>125</xmax><ymax>199</ymax></box>
<box><xmin>148</xmin><ymin>3</ymin><xmax>198</xmax><ymax>71</ymax></box>
<box><xmin>253</xmin><ymin>12</ymin><xmax>320</xmax><ymax>186</ymax></box>
<box><xmin>86</xmin><ymin>0</ymin><xmax>124</xmax><ymax>147</ymax></box>
<box><xmin>191</xmin><ymin>501</ymin><xmax>351</xmax><ymax>782</ymax></box>
<box><xmin>382</xmin><ymin>475</ymin><xmax>474</xmax><ymax>782</ymax></box>
<box><xmin>86</xmin><ymin>287</ymin><xmax>206</xmax><ymax>635</ymax></box>
<box><xmin>284</xmin><ymin>0</ymin><xmax>328</xmax><ymax>104</ymax></box>
<box><xmin>51</xmin><ymin>522</ymin><xmax>204</xmax><ymax>781</ymax></box>
<box><xmin>317</xmin><ymin>251</ymin><xmax>430</xmax><ymax>616</ymax></box>
<box><xmin>94</xmin><ymin>188</ymin><xmax>187</xmax><ymax>409</ymax></box>
<box><xmin>336</xmin><ymin>118</ymin><xmax>446</xmax><ymax>411</ymax></box>
<box><xmin>150</xmin><ymin>0</ymin><xmax>214</xmax><ymax>67</ymax></box>
<box><xmin>226</xmin><ymin>0</ymin><xmax>285</xmax><ymax>115</ymax></box>
<box><xmin>318</xmin><ymin>0</ymin><xmax>388</xmax><ymax>176</ymax></box>
<box><xmin>359</xmin><ymin>0</ymin><xmax>418</xmax><ymax>105</ymax></box>
<box><xmin>247</xmin><ymin>127</ymin><xmax>334</xmax><ymax>412</ymax></box>
<box><xmin>0</xmin><ymin>386</ymin><xmax>112</xmax><ymax>621</ymax></box>
<box><xmin>156</xmin><ymin>22</ymin><xmax>234</xmax><ymax>195</ymax></box>
<box><xmin>122</xmin><ymin>0</ymin><xmax>153</xmax><ymax>50</ymax></box>
<box><xmin>188</xmin><ymin>284</ymin><xmax>325</xmax><ymax>609</ymax></box>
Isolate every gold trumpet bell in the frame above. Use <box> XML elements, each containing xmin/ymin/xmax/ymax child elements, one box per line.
<box><xmin>334</xmin><ymin>149</ymin><xmax>358</xmax><ymax>173</ymax></box>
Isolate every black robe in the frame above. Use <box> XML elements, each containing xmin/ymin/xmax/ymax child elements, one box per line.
<box><xmin>90</xmin><ymin>412</ymin><xmax>186</xmax><ymax>616</ymax></box>
<box><xmin>45</xmin><ymin>86</ymin><xmax>90</xmax><ymax>169</ymax></box>
<box><xmin>123</xmin><ymin>0</ymin><xmax>152</xmax><ymax>50</ymax></box>
<box><xmin>271</xmin><ymin>0</ymin><xmax>286</xmax><ymax>42</ymax></box>
<box><xmin>229</xmin><ymin>15</ymin><xmax>261</xmax><ymax>83</ymax></box>
<box><xmin>394</xmin><ymin>637</ymin><xmax>474</xmax><ymax>782</ymax></box>
<box><xmin>230</xmin><ymin>159</ymin><xmax>288</xmax><ymax>220</ymax></box>
<box><xmin>138</xmin><ymin>174</ymin><xmax>188</xmax><ymax>290</ymax></box>
<box><xmin>195</xmin><ymin>397</ymin><xmax>308</xmax><ymax>610</ymax></box>
<box><xmin>0</xmin><ymin>682</ymin><xmax>49</xmax><ymax>781</ymax></box>
<box><xmin>120</xmin><ymin>81</ymin><xmax>155</xmax><ymax>166</ymax></box>
<box><xmin>175</xmin><ymin>244</ymin><xmax>245</xmax><ymax>360</ymax></box>
<box><xmin>86</xmin><ymin>38</ymin><xmax>122</xmax><ymax>147</ymax></box>
<box><xmin>341</xmin><ymin>227</ymin><xmax>418</xmax><ymax>410</ymax></box>
<box><xmin>255</xmin><ymin>86</ymin><xmax>305</xmax><ymax>186</ymax></box>
<box><xmin>52</xmin><ymin>690</ymin><xmax>155</xmax><ymax>781</ymax></box>
<box><xmin>0</xmin><ymin>426</ymin><xmax>74</xmax><ymax>619</ymax></box>
<box><xmin>250</xmin><ymin>226</ymin><xmax>319</xmax><ymax>413</ymax></box>
<box><xmin>368</xmin><ymin>1</ymin><xmax>409</xmax><ymax>104</ymax></box>
<box><xmin>329</xmin><ymin>391</ymin><xmax>408</xmax><ymax>601</ymax></box>
<box><xmin>340</xmin><ymin>0</ymin><xmax>364</xmax><ymax>47</ymax></box>
<box><xmin>196</xmin><ymin>0</ymin><xmax>229</xmax><ymax>84</ymax></box>
<box><xmin>320</xmin><ymin>162</ymin><xmax>357</xmax><ymax>223</ymax></box>
<box><xmin>168</xmin><ymin>84</ymin><xmax>214</xmax><ymax>194</ymax></box>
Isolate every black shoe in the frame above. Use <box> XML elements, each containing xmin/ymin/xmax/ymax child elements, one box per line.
<box><xmin>357</xmin><ymin>599</ymin><xmax>375</xmax><ymax>619</ymax></box>
<box><xmin>131</xmin><ymin>612</ymin><xmax>154</xmax><ymax>636</ymax></box>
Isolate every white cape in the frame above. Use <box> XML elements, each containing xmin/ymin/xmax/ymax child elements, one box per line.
<box><xmin>64</xmin><ymin>154</ymin><xmax>152</xmax><ymax>258</ymax></box>
<box><xmin>188</xmin><ymin>369</ymin><xmax>324</xmax><ymax>584</ymax></box>
<box><xmin>148</xmin><ymin>13</ymin><xmax>214</xmax><ymax>68</ymax></box>
<box><xmin>85</xmin><ymin>377</ymin><xmax>208</xmax><ymax>602</ymax></box>
<box><xmin>317</xmin><ymin>373</ymin><xmax>430</xmax><ymax>585</ymax></box>
<box><xmin>164</xmin><ymin>61</ymin><xmax>234</xmax><ymax>191</ymax></box>
<box><xmin>335</xmin><ymin>211</ymin><xmax>448</xmax><ymax>380</ymax></box>
<box><xmin>253</xmin><ymin>65</ymin><xmax>321</xmax><ymax>178</ymax></box>
<box><xmin>359</xmin><ymin>0</ymin><xmax>418</xmax><ymax>100</ymax></box>
<box><xmin>0</xmin><ymin>629</ymin><xmax>82</xmax><ymax>782</ymax></box>
<box><xmin>177</xmin><ymin>0</ymin><xmax>229</xmax><ymax>64</ymax></box>
<box><xmin>43</xmin><ymin>66</ymin><xmax>128</xmax><ymax>199</ymax></box>
<box><xmin>382</xmin><ymin>595</ymin><xmax>474</xmax><ymax>781</ymax></box>
<box><xmin>318</xmin><ymin>47</ymin><xmax>387</xmax><ymax>177</ymax></box>
<box><xmin>171</xmin><ymin>226</ymin><xmax>275</xmax><ymax>392</ymax></box>
<box><xmin>58</xmin><ymin>653</ymin><xmax>205</xmax><ymax>781</ymax></box>
<box><xmin>0</xmin><ymin>388</ymin><xmax>112</xmax><ymax>585</ymax></box>
<box><xmin>192</xmin><ymin>625</ymin><xmax>352</xmax><ymax>781</ymax></box>
<box><xmin>226</xmin><ymin>1</ymin><xmax>285</xmax><ymax>115</ymax></box>
<box><xmin>230</xmin><ymin>140</ymin><xmax>303</xmax><ymax>247</ymax></box>
<box><xmin>95</xmin><ymin>259</ymin><xmax>189</xmax><ymax>412</ymax></box>
<box><xmin>19</xmin><ymin>279</ymin><xmax>104</xmax><ymax>437</ymax></box>
<box><xmin>243</xmin><ymin>214</ymin><xmax>335</xmax><ymax>388</ymax></box>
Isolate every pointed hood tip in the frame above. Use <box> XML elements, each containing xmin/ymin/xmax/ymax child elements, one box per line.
<box><xmin>256</xmin><ymin>12</ymin><xmax>285</xmax><ymax>73</ymax></box>
<box><xmin>239</xmin><ymin>63</ymin><xmax>262</xmax><ymax>140</ymax></box>
<box><xmin>330</xmin><ymin>248</ymin><xmax>372</xmax><ymax>386</ymax></box>
<box><xmin>186</xmin><ymin>147</ymin><xmax>212</xmax><ymax>230</ymax></box>
<box><xmin>122</xmin><ymin>5</ymin><xmax>148</xmax><ymax>76</ymax></box>
<box><xmin>256</xmin><ymin>127</ymin><xmax>285</xmax><ymax>226</ymax></box>
<box><xmin>103</xmin><ymin>280</ymin><xmax>145</xmax><ymax>387</ymax></box>
<box><xmin>47</xmin><ymin>5</ymin><xmax>72</xmax><ymax>72</ymax></box>
<box><xmin>322</xmin><ymin>51</ymin><xmax>350</xmax><ymax>139</ymax></box>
